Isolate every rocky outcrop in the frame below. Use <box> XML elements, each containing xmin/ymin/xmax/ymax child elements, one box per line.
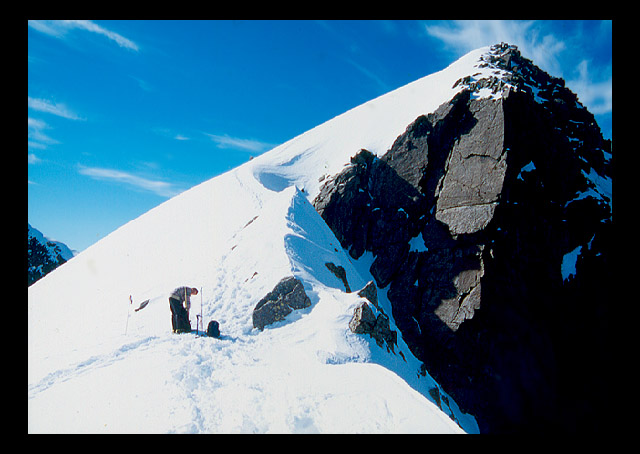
<box><xmin>28</xmin><ymin>224</ymin><xmax>74</xmax><ymax>286</ymax></box>
<box><xmin>252</xmin><ymin>276</ymin><xmax>311</xmax><ymax>331</ymax></box>
<box><xmin>349</xmin><ymin>301</ymin><xmax>397</xmax><ymax>352</ymax></box>
<box><xmin>348</xmin><ymin>280</ymin><xmax>398</xmax><ymax>353</ymax></box>
<box><xmin>313</xmin><ymin>43</ymin><xmax>612</xmax><ymax>433</ymax></box>
<box><xmin>357</xmin><ymin>280</ymin><xmax>379</xmax><ymax>310</ymax></box>
<box><xmin>325</xmin><ymin>262</ymin><xmax>351</xmax><ymax>293</ymax></box>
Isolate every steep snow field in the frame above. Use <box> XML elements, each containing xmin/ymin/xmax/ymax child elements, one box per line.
<box><xmin>27</xmin><ymin>47</ymin><xmax>491</xmax><ymax>434</ymax></box>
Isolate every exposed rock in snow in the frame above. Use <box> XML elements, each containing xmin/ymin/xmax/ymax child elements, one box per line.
<box><xmin>252</xmin><ymin>276</ymin><xmax>312</xmax><ymax>331</ymax></box>
<box><xmin>325</xmin><ymin>262</ymin><xmax>352</xmax><ymax>293</ymax></box>
<box><xmin>349</xmin><ymin>301</ymin><xmax>397</xmax><ymax>353</ymax></box>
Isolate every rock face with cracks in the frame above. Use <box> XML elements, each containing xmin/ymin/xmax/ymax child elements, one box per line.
<box><xmin>313</xmin><ymin>43</ymin><xmax>612</xmax><ymax>433</ymax></box>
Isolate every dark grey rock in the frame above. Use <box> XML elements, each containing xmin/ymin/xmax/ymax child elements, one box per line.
<box><xmin>348</xmin><ymin>301</ymin><xmax>397</xmax><ymax>352</ymax></box>
<box><xmin>371</xmin><ymin>312</ymin><xmax>397</xmax><ymax>352</ymax></box>
<box><xmin>357</xmin><ymin>281</ymin><xmax>378</xmax><ymax>310</ymax></box>
<box><xmin>314</xmin><ymin>149</ymin><xmax>375</xmax><ymax>259</ymax></box>
<box><xmin>325</xmin><ymin>262</ymin><xmax>351</xmax><ymax>292</ymax></box>
<box><xmin>370</xmin><ymin>242</ymin><xmax>409</xmax><ymax>289</ymax></box>
<box><xmin>312</xmin><ymin>43</ymin><xmax>613</xmax><ymax>434</ymax></box>
<box><xmin>252</xmin><ymin>276</ymin><xmax>311</xmax><ymax>331</ymax></box>
<box><xmin>348</xmin><ymin>301</ymin><xmax>377</xmax><ymax>334</ymax></box>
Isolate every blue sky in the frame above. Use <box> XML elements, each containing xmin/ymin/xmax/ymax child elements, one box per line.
<box><xmin>28</xmin><ymin>20</ymin><xmax>612</xmax><ymax>252</ymax></box>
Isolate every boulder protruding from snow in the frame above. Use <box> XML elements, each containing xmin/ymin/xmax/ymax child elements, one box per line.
<box><xmin>252</xmin><ymin>276</ymin><xmax>311</xmax><ymax>331</ymax></box>
<box><xmin>349</xmin><ymin>299</ymin><xmax>397</xmax><ymax>353</ymax></box>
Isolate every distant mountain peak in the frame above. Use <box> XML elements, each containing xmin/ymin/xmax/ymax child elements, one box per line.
<box><xmin>27</xmin><ymin>224</ymin><xmax>75</xmax><ymax>286</ymax></box>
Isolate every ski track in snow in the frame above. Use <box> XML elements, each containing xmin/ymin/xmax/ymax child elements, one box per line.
<box><xmin>29</xmin><ymin>335</ymin><xmax>160</xmax><ymax>398</ymax></box>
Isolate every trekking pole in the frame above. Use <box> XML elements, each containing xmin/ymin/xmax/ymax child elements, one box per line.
<box><xmin>200</xmin><ymin>287</ymin><xmax>203</xmax><ymax>334</ymax></box>
<box><xmin>185</xmin><ymin>287</ymin><xmax>190</xmax><ymax>333</ymax></box>
<box><xmin>125</xmin><ymin>295</ymin><xmax>132</xmax><ymax>335</ymax></box>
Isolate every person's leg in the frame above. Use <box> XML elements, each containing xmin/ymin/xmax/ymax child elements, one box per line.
<box><xmin>178</xmin><ymin>305</ymin><xmax>191</xmax><ymax>332</ymax></box>
<box><xmin>169</xmin><ymin>298</ymin><xmax>180</xmax><ymax>332</ymax></box>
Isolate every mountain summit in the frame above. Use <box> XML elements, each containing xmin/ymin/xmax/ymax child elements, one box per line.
<box><xmin>313</xmin><ymin>42</ymin><xmax>612</xmax><ymax>433</ymax></box>
<box><xmin>28</xmin><ymin>44</ymin><xmax>611</xmax><ymax>433</ymax></box>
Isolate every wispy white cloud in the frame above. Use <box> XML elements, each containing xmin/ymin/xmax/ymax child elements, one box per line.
<box><xmin>343</xmin><ymin>57</ymin><xmax>391</xmax><ymax>94</ymax></box>
<box><xmin>423</xmin><ymin>20</ymin><xmax>566</xmax><ymax>76</ymax></box>
<box><xmin>28</xmin><ymin>141</ymin><xmax>47</xmax><ymax>150</ymax></box>
<box><xmin>316</xmin><ymin>20</ymin><xmax>391</xmax><ymax>94</ymax></box>
<box><xmin>63</xmin><ymin>20</ymin><xmax>139</xmax><ymax>51</ymax></box>
<box><xmin>130</xmin><ymin>75</ymin><xmax>153</xmax><ymax>92</ymax></box>
<box><xmin>205</xmin><ymin>133</ymin><xmax>275</xmax><ymax>153</ymax></box>
<box><xmin>28</xmin><ymin>20</ymin><xmax>66</xmax><ymax>37</ymax></box>
<box><xmin>152</xmin><ymin>127</ymin><xmax>191</xmax><ymax>141</ymax></box>
<box><xmin>77</xmin><ymin>165</ymin><xmax>182</xmax><ymax>198</ymax></box>
<box><xmin>423</xmin><ymin>20</ymin><xmax>612</xmax><ymax>116</ymax></box>
<box><xmin>28</xmin><ymin>117</ymin><xmax>59</xmax><ymax>148</ymax></box>
<box><xmin>567</xmin><ymin>60</ymin><xmax>612</xmax><ymax>115</ymax></box>
<box><xmin>28</xmin><ymin>98</ymin><xmax>82</xmax><ymax>150</ymax></box>
<box><xmin>28</xmin><ymin>20</ymin><xmax>139</xmax><ymax>52</ymax></box>
<box><xmin>28</xmin><ymin>97</ymin><xmax>83</xmax><ymax>120</ymax></box>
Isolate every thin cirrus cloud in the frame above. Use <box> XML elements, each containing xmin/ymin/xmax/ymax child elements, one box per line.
<box><xmin>204</xmin><ymin>133</ymin><xmax>276</xmax><ymax>153</ymax></box>
<box><xmin>28</xmin><ymin>117</ymin><xmax>59</xmax><ymax>147</ymax></box>
<box><xmin>28</xmin><ymin>97</ymin><xmax>83</xmax><ymax>121</ymax></box>
<box><xmin>423</xmin><ymin>20</ymin><xmax>566</xmax><ymax>76</ymax></box>
<box><xmin>28</xmin><ymin>20</ymin><xmax>139</xmax><ymax>52</ymax></box>
<box><xmin>422</xmin><ymin>20</ymin><xmax>612</xmax><ymax>117</ymax></box>
<box><xmin>151</xmin><ymin>127</ymin><xmax>190</xmax><ymax>141</ymax></box>
<box><xmin>567</xmin><ymin>60</ymin><xmax>612</xmax><ymax>116</ymax></box>
<box><xmin>77</xmin><ymin>165</ymin><xmax>182</xmax><ymax>198</ymax></box>
<box><xmin>28</xmin><ymin>97</ymin><xmax>83</xmax><ymax>154</ymax></box>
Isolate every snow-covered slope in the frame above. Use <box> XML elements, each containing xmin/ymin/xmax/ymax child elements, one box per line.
<box><xmin>27</xmin><ymin>47</ymin><xmax>493</xmax><ymax>434</ymax></box>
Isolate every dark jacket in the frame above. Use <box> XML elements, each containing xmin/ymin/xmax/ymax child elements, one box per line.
<box><xmin>170</xmin><ymin>286</ymin><xmax>192</xmax><ymax>310</ymax></box>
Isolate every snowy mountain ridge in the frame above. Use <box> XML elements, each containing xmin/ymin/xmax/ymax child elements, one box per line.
<box><xmin>28</xmin><ymin>181</ymin><xmax>475</xmax><ymax>433</ymax></box>
<box><xmin>28</xmin><ymin>45</ymin><xmax>496</xmax><ymax>434</ymax></box>
<box><xmin>29</xmin><ymin>42</ymin><xmax>607</xmax><ymax>433</ymax></box>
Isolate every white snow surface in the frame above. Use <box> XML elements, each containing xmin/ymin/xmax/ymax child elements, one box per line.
<box><xmin>27</xmin><ymin>47</ymin><xmax>493</xmax><ymax>434</ymax></box>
